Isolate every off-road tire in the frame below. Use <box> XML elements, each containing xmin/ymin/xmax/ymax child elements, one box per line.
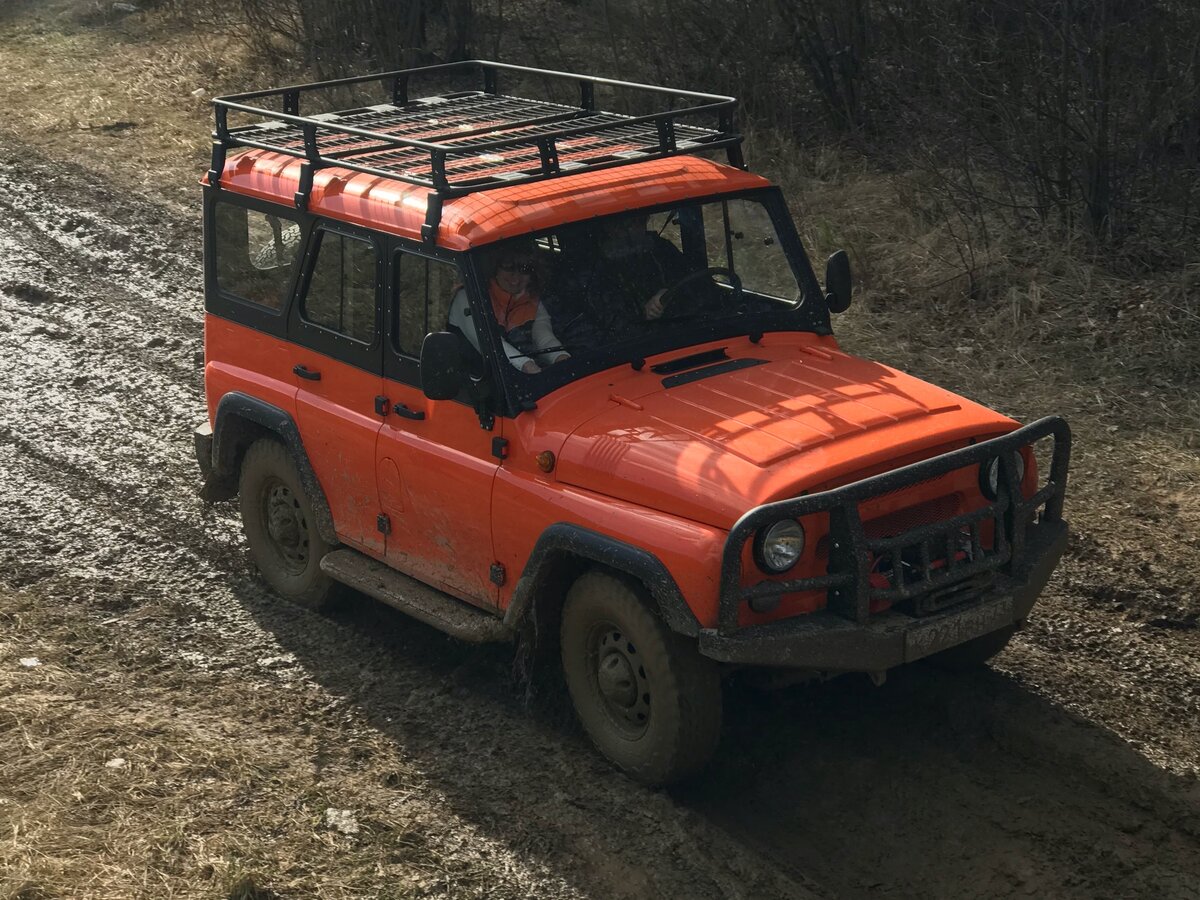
<box><xmin>927</xmin><ymin>624</ymin><xmax>1017</xmax><ymax>671</ymax></box>
<box><xmin>561</xmin><ymin>570</ymin><xmax>722</xmax><ymax>786</ymax></box>
<box><xmin>239</xmin><ymin>439</ymin><xmax>338</xmax><ymax>611</ymax></box>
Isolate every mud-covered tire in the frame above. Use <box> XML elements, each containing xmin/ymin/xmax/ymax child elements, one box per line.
<box><xmin>927</xmin><ymin>624</ymin><xmax>1017</xmax><ymax>671</ymax></box>
<box><xmin>561</xmin><ymin>570</ymin><xmax>722</xmax><ymax>786</ymax></box>
<box><xmin>238</xmin><ymin>439</ymin><xmax>338</xmax><ymax>611</ymax></box>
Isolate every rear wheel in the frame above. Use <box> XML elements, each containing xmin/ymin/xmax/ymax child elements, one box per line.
<box><xmin>239</xmin><ymin>439</ymin><xmax>338</xmax><ymax>611</ymax></box>
<box><xmin>927</xmin><ymin>624</ymin><xmax>1017</xmax><ymax>671</ymax></box>
<box><xmin>560</xmin><ymin>570</ymin><xmax>721</xmax><ymax>786</ymax></box>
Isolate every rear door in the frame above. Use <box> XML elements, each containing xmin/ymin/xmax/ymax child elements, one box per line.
<box><xmin>288</xmin><ymin>222</ymin><xmax>385</xmax><ymax>556</ymax></box>
<box><xmin>376</xmin><ymin>245</ymin><xmax>501</xmax><ymax>606</ymax></box>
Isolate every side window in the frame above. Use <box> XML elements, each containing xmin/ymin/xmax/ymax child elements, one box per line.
<box><xmin>394</xmin><ymin>251</ymin><xmax>462</xmax><ymax>358</ymax></box>
<box><xmin>214</xmin><ymin>202</ymin><xmax>302</xmax><ymax>310</ymax></box>
<box><xmin>302</xmin><ymin>230</ymin><xmax>378</xmax><ymax>344</ymax></box>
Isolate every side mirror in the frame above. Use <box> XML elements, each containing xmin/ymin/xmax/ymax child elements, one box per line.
<box><xmin>420</xmin><ymin>332</ymin><xmax>465</xmax><ymax>401</ymax></box>
<box><xmin>824</xmin><ymin>249</ymin><xmax>853</xmax><ymax>313</ymax></box>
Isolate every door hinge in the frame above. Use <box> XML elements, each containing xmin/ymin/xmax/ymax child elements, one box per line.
<box><xmin>489</xmin><ymin>563</ymin><xmax>506</xmax><ymax>586</ymax></box>
<box><xmin>374</xmin><ymin>395</ymin><xmax>390</xmax><ymax>416</ymax></box>
<box><xmin>376</xmin><ymin>514</ymin><xmax>391</xmax><ymax>535</ymax></box>
<box><xmin>491</xmin><ymin>437</ymin><xmax>509</xmax><ymax>461</ymax></box>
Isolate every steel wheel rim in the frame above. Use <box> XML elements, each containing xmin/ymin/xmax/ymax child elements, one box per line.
<box><xmin>261</xmin><ymin>477</ymin><xmax>309</xmax><ymax>573</ymax></box>
<box><xmin>587</xmin><ymin>621</ymin><xmax>651</xmax><ymax>739</ymax></box>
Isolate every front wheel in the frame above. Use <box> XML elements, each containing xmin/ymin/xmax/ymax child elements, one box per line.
<box><xmin>238</xmin><ymin>439</ymin><xmax>339</xmax><ymax>611</ymax></box>
<box><xmin>560</xmin><ymin>571</ymin><xmax>722</xmax><ymax>786</ymax></box>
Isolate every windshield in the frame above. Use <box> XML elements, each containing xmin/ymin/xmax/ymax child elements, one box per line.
<box><xmin>461</xmin><ymin>190</ymin><xmax>826</xmax><ymax>399</ymax></box>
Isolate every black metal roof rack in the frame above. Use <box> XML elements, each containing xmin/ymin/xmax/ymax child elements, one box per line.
<box><xmin>210</xmin><ymin>60</ymin><xmax>744</xmax><ymax>241</ymax></box>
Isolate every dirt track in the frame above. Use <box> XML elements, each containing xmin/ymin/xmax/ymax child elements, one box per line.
<box><xmin>1</xmin><ymin>136</ymin><xmax>1199</xmax><ymax>898</ymax></box>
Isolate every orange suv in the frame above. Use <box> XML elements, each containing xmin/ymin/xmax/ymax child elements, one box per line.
<box><xmin>194</xmin><ymin>62</ymin><xmax>1071</xmax><ymax>785</ymax></box>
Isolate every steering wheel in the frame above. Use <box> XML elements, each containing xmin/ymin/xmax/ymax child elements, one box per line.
<box><xmin>655</xmin><ymin>266</ymin><xmax>744</xmax><ymax>318</ymax></box>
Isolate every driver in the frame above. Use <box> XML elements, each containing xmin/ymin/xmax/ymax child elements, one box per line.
<box><xmin>545</xmin><ymin>213</ymin><xmax>692</xmax><ymax>347</ymax></box>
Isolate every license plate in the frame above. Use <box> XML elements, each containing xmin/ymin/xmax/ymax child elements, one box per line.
<box><xmin>904</xmin><ymin>596</ymin><xmax>1014</xmax><ymax>662</ymax></box>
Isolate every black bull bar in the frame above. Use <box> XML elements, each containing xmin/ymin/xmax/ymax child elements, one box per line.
<box><xmin>699</xmin><ymin>417</ymin><xmax>1071</xmax><ymax>669</ymax></box>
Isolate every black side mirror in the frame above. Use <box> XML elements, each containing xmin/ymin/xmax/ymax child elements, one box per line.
<box><xmin>825</xmin><ymin>249</ymin><xmax>853</xmax><ymax>313</ymax></box>
<box><xmin>420</xmin><ymin>332</ymin><xmax>465</xmax><ymax>401</ymax></box>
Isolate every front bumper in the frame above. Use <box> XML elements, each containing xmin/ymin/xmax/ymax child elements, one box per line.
<box><xmin>699</xmin><ymin>417</ymin><xmax>1071</xmax><ymax>670</ymax></box>
<box><xmin>699</xmin><ymin>518</ymin><xmax>1066</xmax><ymax>668</ymax></box>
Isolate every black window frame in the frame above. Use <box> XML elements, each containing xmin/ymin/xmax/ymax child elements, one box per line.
<box><xmin>202</xmin><ymin>188</ymin><xmax>309</xmax><ymax>338</ymax></box>
<box><xmin>383</xmin><ymin>238</ymin><xmax>499</xmax><ymax>402</ymax></box>
<box><xmin>287</xmin><ymin>219</ymin><xmax>384</xmax><ymax>373</ymax></box>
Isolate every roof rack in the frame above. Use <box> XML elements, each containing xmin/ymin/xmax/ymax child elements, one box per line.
<box><xmin>210</xmin><ymin>60</ymin><xmax>744</xmax><ymax>241</ymax></box>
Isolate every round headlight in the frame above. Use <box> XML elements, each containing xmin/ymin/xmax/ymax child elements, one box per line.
<box><xmin>754</xmin><ymin>519</ymin><xmax>806</xmax><ymax>574</ymax></box>
<box><xmin>981</xmin><ymin>453</ymin><xmax>1026</xmax><ymax>499</ymax></box>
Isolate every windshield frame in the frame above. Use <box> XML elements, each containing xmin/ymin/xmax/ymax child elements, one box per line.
<box><xmin>462</xmin><ymin>186</ymin><xmax>831</xmax><ymax>414</ymax></box>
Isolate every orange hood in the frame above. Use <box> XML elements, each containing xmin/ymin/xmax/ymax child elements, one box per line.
<box><xmin>552</xmin><ymin>344</ymin><xmax>1016</xmax><ymax>529</ymax></box>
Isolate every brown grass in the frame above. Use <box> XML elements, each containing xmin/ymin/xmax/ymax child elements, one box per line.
<box><xmin>0</xmin><ymin>584</ymin><xmax>562</xmax><ymax>899</ymax></box>
<box><xmin>0</xmin><ymin>4</ymin><xmax>277</xmax><ymax>213</ymax></box>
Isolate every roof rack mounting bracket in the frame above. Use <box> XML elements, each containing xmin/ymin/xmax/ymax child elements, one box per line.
<box><xmin>208</xmin><ymin>141</ymin><xmax>227</xmax><ymax>190</ymax></box>
<box><xmin>208</xmin><ymin>105</ymin><xmax>230</xmax><ymax>189</ymax></box>
<box><xmin>422</xmin><ymin>192</ymin><xmax>444</xmax><ymax>244</ymax></box>
<box><xmin>657</xmin><ymin>118</ymin><xmax>677</xmax><ymax>153</ymax></box>
<box><xmin>294</xmin><ymin>162</ymin><xmax>315</xmax><ymax>211</ymax></box>
<box><xmin>294</xmin><ymin>122</ymin><xmax>322</xmax><ymax>210</ymax></box>
<box><xmin>537</xmin><ymin>138</ymin><xmax>560</xmax><ymax>175</ymax></box>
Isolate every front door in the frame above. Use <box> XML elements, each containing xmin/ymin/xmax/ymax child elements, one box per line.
<box><xmin>377</xmin><ymin>246</ymin><xmax>500</xmax><ymax>606</ymax></box>
<box><xmin>288</xmin><ymin>223</ymin><xmax>385</xmax><ymax>556</ymax></box>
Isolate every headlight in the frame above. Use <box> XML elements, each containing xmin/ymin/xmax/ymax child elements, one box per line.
<box><xmin>753</xmin><ymin>519</ymin><xmax>806</xmax><ymax>574</ymax></box>
<box><xmin>980</xmin><ymin>452</ymin><xmax>1026</xmax><ymax>499</ymax></box>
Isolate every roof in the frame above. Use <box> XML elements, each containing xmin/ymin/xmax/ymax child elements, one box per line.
<box><xmin>210</xmin><ymin>150</ymin><xmax>772</xmax><ymax>250</ymax></box>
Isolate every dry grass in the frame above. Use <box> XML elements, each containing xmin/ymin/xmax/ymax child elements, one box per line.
<box><xmin>0</xmin><ymin>4</ymin><xmax>274</xmax><ymax>213</ymax></box>
<box><xmin>0</xmin><ymin>585</ymin><xmax>556</xmax><ymax>899</ymax></box>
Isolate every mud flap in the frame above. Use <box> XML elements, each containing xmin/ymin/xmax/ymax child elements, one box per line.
<box><xmin>903</xmin><ymin>595</ymin><xmax>1015</xmax><ymax>663</ymax></box>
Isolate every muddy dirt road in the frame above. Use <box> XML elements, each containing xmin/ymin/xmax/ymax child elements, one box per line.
<box><xmin>1</xmin><ymin>136</ymin><xmax>1198</xmax><ymax>898</ymax></box>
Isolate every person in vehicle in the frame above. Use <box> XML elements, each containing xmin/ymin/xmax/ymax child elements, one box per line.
<box><xmin>545</xmin><ymin>213</ymin><xmax>694</xmax><ymax>349</ymax></box>
<box><xmin>448</xmin><ymin>243</ymin><xmax>570</xmax><ymax>374</ymax></box>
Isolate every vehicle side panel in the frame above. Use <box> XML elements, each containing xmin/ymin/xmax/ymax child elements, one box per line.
<box><xmin>491</xmin><ymin>462</ymin><xmax>726</xmax><ymax>628</ymax></box>
<box><xmin>377</xmin><ymin>378</ymin><xmax>500</xmax><ymax>606</ymax></box>
<box><xmin>204</xmin><ymin>315</ymin><xmax>298</xmax><ymax>427</ymax></box>
<box><xmin>289</xmin><ymin>347</ymin><xmax>385</xmax><ymax>556</ymax></box>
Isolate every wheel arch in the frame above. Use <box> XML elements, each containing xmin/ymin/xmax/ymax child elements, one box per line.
<box><xmin>504</xmin><ymin>523</ymin><xmax>701</xmax><ymax>638</ymax></box>
<box><xmin>209</xmin><ymin>391</ymin><xmax>338</xmax><ymax>544</ymax></box>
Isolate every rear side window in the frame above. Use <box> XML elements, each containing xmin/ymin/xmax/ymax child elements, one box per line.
<box><xmin>302</xmin><ymin>230</ymin><xmax>378</xmax><ymax>344</ymax></box>
<box><xmin>213</xmin><ymin>202</ymin><xmax>302</xmax><ymax>310</ymax></box>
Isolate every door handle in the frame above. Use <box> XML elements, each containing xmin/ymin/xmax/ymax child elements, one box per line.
<box><xmin>393</xmin><ymin>403</ymin><xmax>426</xmax><ymax>421</ymax></box>
<box><xmin>293</xmin><ymin>364</ymin><xmax>321</xmax><ymax>381</ymax></box>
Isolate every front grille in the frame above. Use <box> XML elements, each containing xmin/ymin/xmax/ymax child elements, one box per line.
<box><xmin>864</xmin><ymin>494</ymin><xmax>961</xmax><ymax>540</ymax></box>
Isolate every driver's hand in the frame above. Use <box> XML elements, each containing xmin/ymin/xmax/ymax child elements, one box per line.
<box><xmin>644</xmin><ymin>289</ymin><xmax>667</xmax><ymax>320</ymax></box>
<box><xmin>552</xmin><ymin>352</ymin><xmax>571</xmax><ymax>364</ymax></box>
<box><xmin>521</xmin><ymin>360</ymin><xmax>542</xmax><ymax>374</ymax></box>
